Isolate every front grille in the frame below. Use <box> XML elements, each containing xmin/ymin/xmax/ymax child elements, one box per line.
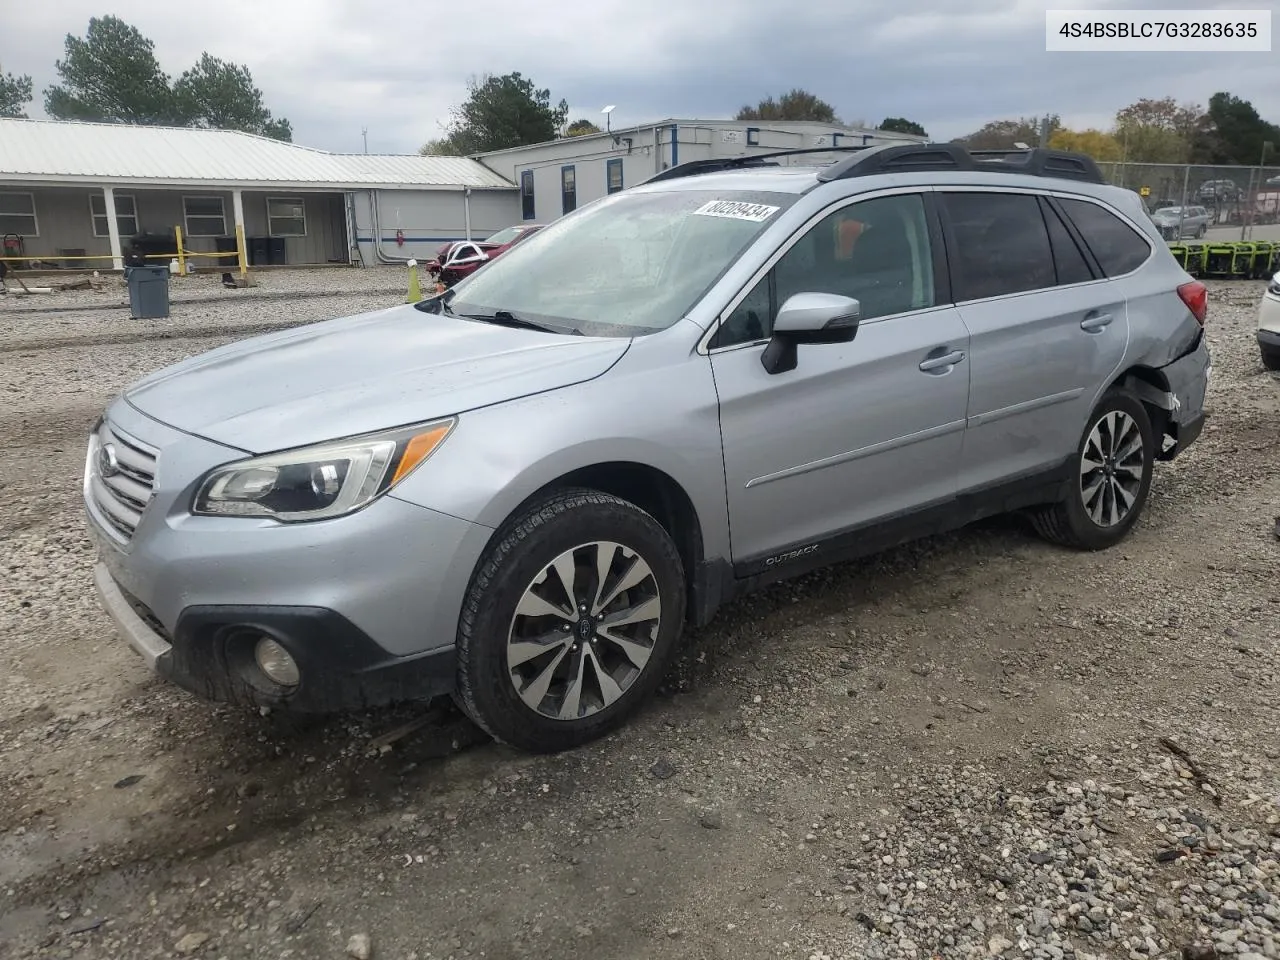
<box><xmin>87</xmin><ymin>419</ymin><xmax>158</xmax><ymax>542</ymax></box>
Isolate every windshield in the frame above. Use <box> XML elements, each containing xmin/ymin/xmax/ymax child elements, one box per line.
<box><xmin>439</xmin><ymin>189</ymin><xmax>797</xmax><ymax>336</ymax></box>
<box><xmin>484</xmin><ymin>226</ymin><xmax>526</xmax><ymax>245</ymax></box>
<box><xmin>1157</xmin><ymin>207</ymin><xmax>1184</xmax><ymax>216</ymax></box>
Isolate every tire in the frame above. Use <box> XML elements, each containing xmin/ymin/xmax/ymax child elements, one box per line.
<box><xmin>1197</xmin><ymin>225</ymin><xmax>1207</xmax><ymax>238</ymax></box>
<box><xmin>454</xmin><ymin>488</ymin><xmax>686</xmax><ymax>753</ymax></box>
<box><xmin>1030</xmin><ymin>389</ymin><xmax>1156</xmax><ymax>550</ymax></box>
<box><xmin>1262</xmin><ymin>347</ymin><xmax>1280</xmax><ymax>372</ymax></box>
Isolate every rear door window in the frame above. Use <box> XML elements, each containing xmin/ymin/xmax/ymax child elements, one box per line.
<box><xmin>939</xmin><ymin>192</ymin><xmax>1056</xmax><ymax>301</ymax></box>
<box><xmin>1057</xmin><ymin>198</ymin><xmax>1152</xmax><ymax>277</ymax></box>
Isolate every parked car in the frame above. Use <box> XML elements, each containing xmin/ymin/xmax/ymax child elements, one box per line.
<box><xmin>1197</xmin><ymin>179</ymin><xmax>1240</xmax><ymax>203</ymax></box>
<box><xmin>1259</xmin><ymin>272</ymin><xmax>1280</xmax><ymax>371</ymax></box>
<box><xmin>1150</xmin><ymin>205</ymin><xmax>1210</xmax><ymax>239</ymax></box>
<box><xmin>425</xmin><ymin>224</ymin><xmax>543</xmax><ymax>286</ymax></box>
<box><xmin>85</xmin><ymin>144</ymin><xmax>1211</xmax><ymax>753</ymax></box>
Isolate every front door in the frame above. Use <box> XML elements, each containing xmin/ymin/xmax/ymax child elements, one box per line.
<box><xmin>709</xmin><ymin>191</ymin><xmax>971</xmax><ymax>573</ymax></box>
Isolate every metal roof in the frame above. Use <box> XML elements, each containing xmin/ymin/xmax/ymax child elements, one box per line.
<box><xmin>0</xmin><ymin>118</ymin><xmax>514</xmax><ymax>190</ymax></box>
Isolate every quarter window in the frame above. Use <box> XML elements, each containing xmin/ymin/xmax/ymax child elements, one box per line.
<box><xmin>1059</xmin><ymin>197</ymin><xmax>1152</xmax><ymax>276</ymax></box>
<box><xmin>0</xmin><ymin>192</ymin><xmax>38</xmax><ymax>236</ymax></box>
<box><xmin>941</xmin><ymin>192</ymin><xmax>1055</xmax><ymax>301</ymax></box>
<box><xmin>713</xmin><ymin>193</ymin><xmax>936</xmax><ymax>348</ymax></box>
<box><xmin>90</xmin><ymin>193</ymin><xmax>138</xmax><ymax>238</ymax></box>
<box><xmin>183</xmin><ymin>196</ymin><xmax>227</xmax><ymax>237</ymax></box>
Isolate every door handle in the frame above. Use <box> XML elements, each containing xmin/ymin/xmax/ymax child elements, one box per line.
<box><xmin>919</xmin><ymin>350</ymin><xmax>966</xmax><ymax>372</ymax></box>
<box><xmin>1081</xmin><ymin>312</ymin><xmax>1113</xmax><ymax>332</ymax></box>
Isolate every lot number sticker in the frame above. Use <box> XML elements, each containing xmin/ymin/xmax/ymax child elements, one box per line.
<box><xmin>693</xmin><ymin>200</ymin><xmax>780</xmax><ymax>223</ymax></box>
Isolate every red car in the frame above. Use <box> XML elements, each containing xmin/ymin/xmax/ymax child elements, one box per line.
<box><xmin>426</xmin><ymin>224</ymin><xmax>543</xmax><ymax>286</ymax></box>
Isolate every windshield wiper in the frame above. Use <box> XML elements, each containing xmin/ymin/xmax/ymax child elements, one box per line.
<box><xmin>458</xmin><ymin>309</ymin><xmax>582</xmax><ymax>336</ymax></box>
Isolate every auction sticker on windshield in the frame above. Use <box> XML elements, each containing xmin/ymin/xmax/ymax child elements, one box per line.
<box><xmin>693</xmin><ymin>200</ymin><xmax>780</xmax><ymax>222</ymax></box>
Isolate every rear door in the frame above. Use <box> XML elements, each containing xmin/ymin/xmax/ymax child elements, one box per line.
<box><xmin>939</xmin><ymin>189</ymin><xmax>1130</xmax><ymax>494</ymax></box>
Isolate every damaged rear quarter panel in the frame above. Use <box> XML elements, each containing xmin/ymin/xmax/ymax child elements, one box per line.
<box><xmin>1114</xmin><ymin>260</ymin><xmax>1210</xmax><ymax>429</ymax></box>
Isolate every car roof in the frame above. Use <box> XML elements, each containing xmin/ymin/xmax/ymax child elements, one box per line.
<box><xmin>630</xmin><ymin>164</ymin><xmax>1139</xmax><ymax>212</ymax></box>
<box><xmin>629</xmin><ymin>166</ymin><xmax>826</xmax><ymax>196</ymax></box>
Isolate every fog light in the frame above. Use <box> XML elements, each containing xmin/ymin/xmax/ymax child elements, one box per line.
<box><xmin>253</xmin><ymin>637</ymin><xmax>300</xmax><ymax>687</ymax></box>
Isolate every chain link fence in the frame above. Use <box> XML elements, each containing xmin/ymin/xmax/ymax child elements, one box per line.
<box><xmin>1095</xmin><ymin>161</ymin><xmax>1280</xmax><ymax>242</ymax></box>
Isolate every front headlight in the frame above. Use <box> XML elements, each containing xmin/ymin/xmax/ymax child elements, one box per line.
<box><xmin>193</xmin><ymin>419</ymin><xmax>455</xmax><ymax>521</ymax></box>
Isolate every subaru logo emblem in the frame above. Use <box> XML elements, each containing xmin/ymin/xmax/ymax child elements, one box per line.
<box><xmin>98</xmin><ymin>442</ymin><xmax>120</xmax><ymax>478</ymax></box>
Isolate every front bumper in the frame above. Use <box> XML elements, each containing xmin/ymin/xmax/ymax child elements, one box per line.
<box><xmin>94</xmin><ymin>563</ymin><xmax>456</xmax><ymax>711</ymax></box>
<box><xmin>86</xmin><ymin>398</ymin><xmax>494</xmax><ymax>712</ymax></box>
<box><xmin>1260</xmin><ymin>329</ymin><xmax>1280</xmax><ymax>351</ymax></box>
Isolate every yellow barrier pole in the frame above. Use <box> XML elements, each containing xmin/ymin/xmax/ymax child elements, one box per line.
<box><xmin>405</xmin><ymin>259</ymin><xmax>422</xmax><ymax>303</ymax></box>
<box><xmin>174</xmin><ymin>225</ymin><xmax>186</xmax><ymax>275</ymax></box>
<box><xmin>235</xmin><ymin>223</ymin><xmax>248</xmax><ymax>281</ymax></box>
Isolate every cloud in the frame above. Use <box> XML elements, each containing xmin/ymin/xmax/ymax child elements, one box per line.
<box><xmin>5</xmin><ymin>0</ymin><xmax>1277</xmax><ymax>152</ymax></box>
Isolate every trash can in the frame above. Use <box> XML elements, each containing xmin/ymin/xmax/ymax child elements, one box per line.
<box><xmin>124</xmin><ymin>264</ymin><xmax>171</xmax><ymax>319</ymax></box>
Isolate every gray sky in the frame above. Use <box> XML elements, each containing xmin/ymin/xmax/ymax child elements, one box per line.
<box><xmin>5</xmin><ymin>0</ymin><xmax>1277</xmax><ymax>154</ymax></box>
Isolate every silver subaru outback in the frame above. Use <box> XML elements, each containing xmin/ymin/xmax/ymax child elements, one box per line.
<box><xmin>85</xmin><ymin>144</ymin><xmax>1211</xmax><ymax>753</ymax></box>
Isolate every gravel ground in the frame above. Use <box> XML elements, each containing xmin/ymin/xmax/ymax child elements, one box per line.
<box><xmin>0</xmin><ymin>279</ymin><xmax>1277</xmax><ymax>960</ymax></box>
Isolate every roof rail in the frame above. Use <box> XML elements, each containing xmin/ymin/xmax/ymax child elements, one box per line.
<box><xmin>816</xmin><ymin>143</ymin><xmax>1104</xmax><ymax>184</ymax></box>
<box><xmin>643</xmin><ymin>145</ymin><xmax>875</xmax><ymax>184</ymax></box>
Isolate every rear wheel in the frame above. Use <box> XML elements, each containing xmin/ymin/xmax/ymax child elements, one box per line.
<box><xmin>1030</xmin><ymin>390</ymin><xmax>1155</xmax><ymax>550</ymax></box>
<box><xmin>454</xmin><ymin>489</ymin><xmax>686</xmax><ymax>753</ymax></box>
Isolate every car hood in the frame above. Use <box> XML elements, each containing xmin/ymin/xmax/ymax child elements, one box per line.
<box><xmin>124</xmin><ymin>304</ymin><xmax>630</xmax><ymax>453</ymax></box>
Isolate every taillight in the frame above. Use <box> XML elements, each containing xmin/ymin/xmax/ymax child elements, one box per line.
<box><xmin>1177</xmin><ymin>280</ymin><xmax>1207</xmax><ymax>326</ymax></box>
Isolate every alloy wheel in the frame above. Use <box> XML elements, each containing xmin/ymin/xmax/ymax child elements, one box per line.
<box><xmin>506</xmin><ymin>541</ymin><xmax>662</xmax><ymax>721</ymax></box>
<box><xmin>1080</xmin><ymin>410</ymin><xmax>1145</xmax><ymax>528</ymax></box>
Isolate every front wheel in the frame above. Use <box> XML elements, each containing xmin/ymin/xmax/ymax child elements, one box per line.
<box><xmin>454</xmin><ymin>489</ymin><xmax>686</xmax><ymax>753</ymax></box>
<box><xmin>1030</xmin><ymin>390</ymin><xmax>1155</xmax><ymax>550</ymax></box>
<box><xmin>1262</xmin><ymin>346</ymin><xmax>1280</xmax><ymax>372</ymax></box>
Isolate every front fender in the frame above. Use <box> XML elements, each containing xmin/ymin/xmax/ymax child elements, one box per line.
<box><xmin>389</xmin><ymin>349</ymin><xmax>731</xmax><ymax>562</ymax></box>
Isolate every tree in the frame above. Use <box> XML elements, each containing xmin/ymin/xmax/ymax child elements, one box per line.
<box><xmin>879</xmin><ymin>117</ymin><xmax>927</xmax><ymax>137</ymax></box>
<box><xmin>1</xmin><ymin>63</ymin><xmax>33</xmax><ymax>118</ymax></box>
<box><xmin>565</xmin><ymin>118</ymin><xmax>601</xmax><ymax>137</ymax></box>
<box><xmin>1191</xmin><ymin>92</ymin><xmax>1280</xmax><ymax>166</ymax></box>
<box><xmin>1048</xmin><ymin>128</ymin><xmax>1123</xmax><ymax>162</ymax></box>
<box><xmin>1112</xmin><ymin>96</ymin><xmax>1202</xmax><ymax>163</ymax></box>
<box><xmin>736</xmin><ymin>89</ymin><xmax>837</xmax><ymax>123</ymax></box>
<box><xmin>419</xmin><ymin>137</ymin><xmax>462</xmax><ymax>156</ymax></box>
<box><xmin>173</xmin><ymin>53</ymin><xmax>292</xmax><ymax>140</ymax></box>
<box><xmin>431</xmin><ymin>72</ymin><xmax>568</xmax><ymax>155</ymax></box>
<box><xmin>44</xmin><ymin>16</ymin><xmax>183</xmax><ymax>124</ymax></box>
<box><xmin>953</xmin><ymin>115</ymin><xmax>1060</xmax><ymax>149</ymax></box>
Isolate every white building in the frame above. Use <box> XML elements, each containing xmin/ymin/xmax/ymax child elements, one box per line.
<box><xmin>475</xmin><ymin>119</ymin><xmax>930</xmax><ymax>224</ymax></box>
<box><xmin>0</xmin><ymin>118</ymin><xmax>517</xmax><ymax>271</ymax></box>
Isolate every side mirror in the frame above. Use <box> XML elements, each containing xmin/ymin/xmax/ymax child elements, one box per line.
<box><xmin>761</xmin><ymin>292</ymin><xmax>861</xmax><ymax>375</ymax></box>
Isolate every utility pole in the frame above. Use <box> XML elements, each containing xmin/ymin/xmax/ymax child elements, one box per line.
<box><xmin>1038</xmin><ymin>115</ymin><xmax>1052</xmax><ymax>148</ymax></box>
<box><xmin>362</xmin><ymin>127</ymin><xmax>368</xmax><ymax>154</ymax></box>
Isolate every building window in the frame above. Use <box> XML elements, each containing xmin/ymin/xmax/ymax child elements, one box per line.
<box><xmin>0</xmin><ymin>192</ymin><xmax>38</xmax><ymax>236</ymax></box>
<box><xmin>267</xmin><ymin>197</ymin><xmax>307</xmax><ymax>237</ymax></box>
<box><xmin>606</xmin><ymin>158</ymin><xmax>624</xmax><ymax>194</ymax></box>
<box><xmin>183</xmin><ymin>196</ymin><xmax>227</xmax><ymax>237</ymax></box>
<box><xmin>521</xmin><ymin>170</ymin><xmax>535</xmax><ymax>220</ymax></box>
<box><xmin>561</xmin><ymin>165</ymin><xmax>577</xmax><ymax>214</ymax></box>
<box><xmin>90</xmin><ymin>193</ymin><xmax>138</xmax><ymax>238</ymax></box>
<box><xmin>746</xmin><ymin>127</ymin><xmax>760</xmax><ymax>146</ymax></box>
